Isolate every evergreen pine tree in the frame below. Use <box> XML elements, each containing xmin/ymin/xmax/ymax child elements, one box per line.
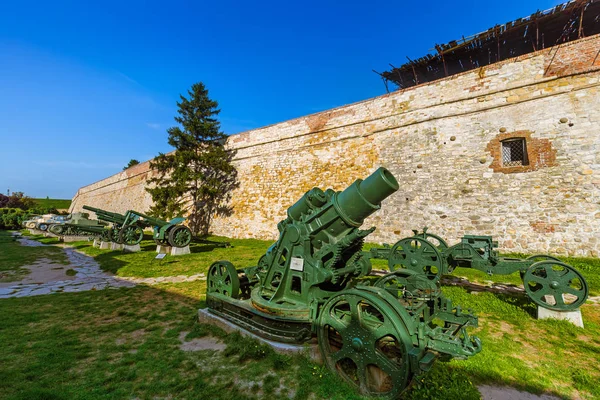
<box><xmin>146</xmin><ymin>82</ymin><xmax>237</xmax><ymax>235</ymax></box>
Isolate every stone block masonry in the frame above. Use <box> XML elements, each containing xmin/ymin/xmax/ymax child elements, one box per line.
<box><xmin>70</xmin><ymin>35</ymin><xmax>600</xmax><ymax>257</ymax></box>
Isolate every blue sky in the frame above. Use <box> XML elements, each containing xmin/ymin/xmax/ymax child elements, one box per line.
<box><xmin>0</xmin><ymin>0</ymin><xmax>561</xmax><ymax>199</ymax></box>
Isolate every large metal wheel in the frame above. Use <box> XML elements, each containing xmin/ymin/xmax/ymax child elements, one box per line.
<box><xmin>207</xmin><ymin>261</ymin><xmax>240</xmax><ymax>299</ymax></box>
<box><xmin>374</xmin><ymin>269</ymin><xmax>440</xmax><ymax>311</ymax></box>
<box><xmin>523</xmin><ymin>261</ymin><xmax>588</xmax><ymax>311</ymax></box>
<box><xmin>108</xmin><ymin>227</ymin><xmax>124</xmax><ymax>244</ymax></box>
<box><xmin>99</xmin><ymin>230</ymin><xmax>111</xmax><ymax>242</ymax></box>
<box><xmin>318</xmin><ymin>288</ymin><xmax>413</xmax><ymax>399</ymax></box>
<box><xmin>119</xmin><ymin>225</ymin><xmax>144</xmax><ymax>245</ymax></box>
<box><xmin>388</xmin><ymin>237</ymin><xmax>443</xmax><ymax>281</ymax></box>
<box><xmin>414</xmin><ymin>231</ymin><xmax>449</xmax><ymax>251</ymax></box>
<box><xmin>49</xmin><ymin>224</ymin><xmax>64</xmax><ymax>235</ymax></box>
<box><xmin>168</xmin><ymin>226</ymin><xmax>192</xmax><ymax>248</ymax></box>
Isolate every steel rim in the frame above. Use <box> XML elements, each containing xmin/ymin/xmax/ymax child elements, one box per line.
<box><xmin>120</xmin><ymin>225</ymin><xmax>144</xmax><ymax>245</ymax></box>
<box><xmin>318</xmin><ymin>289</ymin><xmax>411</xmax><ymax>399</ymax></box>
<box><xmin>169</xmin><ymin>226</ymin><xmax>192</xmax><ymax>248</ymax></box>
<box><xmin>388</xmin><ymin>237</ymin><xmax>443</xmax><ymax>280</ymax></box>
<box><xmin>207</xmin><ymin>261</ymin><xmax>240</xmax><ymax>299</ymax></box>
<box><xmin>523</xmin><ymin>261</ymin><xmax>588</xmax><ymax>311</ymax></box>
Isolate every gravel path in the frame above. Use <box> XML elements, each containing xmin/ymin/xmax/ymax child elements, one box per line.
<box><xmin>0</xmin><ymin>233</ymin><xmax>205</xmax><ymax>299</ymax></box>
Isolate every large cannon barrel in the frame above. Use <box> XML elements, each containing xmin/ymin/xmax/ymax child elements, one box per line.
<box><xmin>333</xmin><ymin>167</ymin><xmax>399</xmax><ymax>226</ymax></box>
<box><xmin>83</xmin><ymin>205</ymin><xmax>125</xmax><ymax>222</ymax></box>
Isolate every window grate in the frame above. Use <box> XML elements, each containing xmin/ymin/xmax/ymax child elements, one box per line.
<box><xmin>501</xmin><ymin>139</ymin><xmax>528</xmax><ymax>167</ymax></box>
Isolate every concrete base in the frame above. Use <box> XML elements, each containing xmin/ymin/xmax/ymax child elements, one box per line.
<box><xmin>62</xmin><ymin>235</ymin><xmax>91</xmax><ymax>243</ymax></box>
<box><xmin>538</xmin><ymin>306</ymin><xmax>584</xmax><ymax>328</ymax></box>
<box><xmin>197</xmin><ymin>308</ymin><xmax>321</xmax><ymax>362</ymax></box>
<box><xmin>156</xmin><ymin>245</ymin><xmax>191</xmax><ymax>256</ymax></box>
<box><xmin>123</xmin><ymin>244</ymin><xmax>141</xmax><ymax>252</ymax></box>
<box><xmin>99</xmin><ymin>241</ymin><xmax>111</xmax><ymax>250</ymax></box>
<box><xmin>156</xmin><ymin>245</ymin><xmax>171</xmax><ymax>254</ymax></box>
<box><xmin>93</xmin><ymin>239</ymin><xmax>101</xmax><ymax>248</ymax></box>
<box><xmin>111</xmin><ymin>243</ymin><xmax>124</xmax><ymax>251</ymax></box>
<box><xmin>171</xmin><ymin>246</ymin><xmax>190</xmax><ymax>256</ymax></box>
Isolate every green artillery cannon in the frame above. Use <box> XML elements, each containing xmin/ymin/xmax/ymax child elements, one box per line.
<box><xmin>83</xmin><ymin>205</ymin><xmax>148</xmax><ymax>245</ymax></box>
<box><xmin>368</xmin><ymin>227</ymin><xmax>589</xmax><ymax>311</ymax></box>
<box><xmin>48</xmin><ymin>213</ymin><xmax>111</xmax><ymax>241</ymax></box>
<box><xmin>118</xmin><ymin>211</ymin><xmax>192</xmax><ymax>248</ymax></box>
<box><xmin>206</xmin><ymin>168</ymin><xmax>481</xmax><ymax>398</ymax></box>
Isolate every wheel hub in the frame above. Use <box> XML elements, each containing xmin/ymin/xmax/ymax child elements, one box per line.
<box><xmin>351</xmin><ymin>337</ymin><xmax>364</xmax><ymax>351</ymax></box>
<box><xmin>550</xmin><ymin>281</ymin><xmax>559</xmax><ymax>289</ymax></box>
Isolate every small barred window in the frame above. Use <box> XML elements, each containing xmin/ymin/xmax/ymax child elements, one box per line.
<box><xmin>501</xmin><ymin>138</ymin><xmax>528</xmax><ymax>167</ymax></box>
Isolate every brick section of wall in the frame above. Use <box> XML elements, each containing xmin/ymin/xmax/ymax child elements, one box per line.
<box><xmin>71</xmin><ymin>35</ymin><xmax>600</xmax><ymax>257</ymax></box>
<box><xmin>485</xmin><ymin>130</ymin><xmax>558</xmax><ymax>174</ymax></box>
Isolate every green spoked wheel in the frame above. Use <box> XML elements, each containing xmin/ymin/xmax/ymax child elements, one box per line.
<box><xmin>374</xmin><ymin>269</ymin><xmax>440</xmax><ymax>310</ymax></box>
<box><xmin>415</xmin><ymin>231</ymin><xmax>449</xmax><ymax>251</ymax></box>
<box><xmin>99</xmin><ymin>229</ymin><xmax>111</xmax><ymax>242</ymax></box>
<box><xmin>108</xmin><ymin>227</ymin><xmax>124</xmax><ymax>244</ymax></box>
<box><xmin>207</xmin><ymin>261</ymin><xmax>240</xmax><ymax>299</ymax></box>
<box><xmin>168</xmin><ymin>226</ymin><xmax>192</xmax><ymax>248</ymax></box>
<box><xmin>523</xmin><ymin>261</ymin><xmax>588</xmax><ymax>311</ymax></box>
<box><xmin>318</xmin><ymin>288</ymin><xmax>413</xmax><ymax>399</ymax></box>
<box><xmin>388</xmin><ymin>237</ymin><xmax>443</xmax><ymax>281</ymax></box>
<box><xmin>119</xmin><ymin>225</ymin><xmax>144</xmax><ymax>245</ymax></box>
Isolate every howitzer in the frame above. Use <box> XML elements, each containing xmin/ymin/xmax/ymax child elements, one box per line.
<box><xmin>83</xmin><ymin>206</ymin><xmax>148</xmax><ymax>245</ymax></box>
<box><xmin>206</xmin><ymin>168</ymin><xmax>481</xmax><ymax>398</ymax></box>
<box><xmin>368</xmin><ymin>227</ymin><xmax>588</xmax><ymax>311</ymax></box>
<box><xmin>120</xmin><ymin>211</ymin><xmax>192</xmax><ymax>248</ymax></box>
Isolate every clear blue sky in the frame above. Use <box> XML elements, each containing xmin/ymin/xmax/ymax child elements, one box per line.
<box><xmin>0</xmin><ymin>0</ymin><xmax>561</xmax><ymax>199</ymax></box>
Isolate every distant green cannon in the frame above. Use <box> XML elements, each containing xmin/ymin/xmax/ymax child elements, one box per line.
<box><xmin>367</xmin><ymin>227</ymin><xmax>589</xmax><ymax>311</ymax></box>
<box><xmin>120</xmin><ymin>211</ymin><xmax>192</xmax><ymax>248</ymax></box>
<box><xmin>83</xmin><ymin>205</ymin><xmax>148</xmax><ymax>245</ymax></box>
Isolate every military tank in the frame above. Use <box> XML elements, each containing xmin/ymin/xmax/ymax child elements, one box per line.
<box><xmin>48</xmin><ymin>212</ymin><xmax>110</xmax><ymax>240</ymax></box>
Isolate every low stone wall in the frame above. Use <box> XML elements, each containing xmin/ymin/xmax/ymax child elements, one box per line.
<box><xmin>71</xmin><ymin>34</ymin><xmax>600</xmax><ymax>256</ymax></box>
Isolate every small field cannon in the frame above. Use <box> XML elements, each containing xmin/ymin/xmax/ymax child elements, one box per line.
<box><xmin>368</xmin><ymin>228</ymin><xmax>589</xmax><ymax>311</ymax></box>
<box><xmin>206</xmin><ymin>168</ymin><xmax>481</xmax><ymax>398</ymax></box>
<box><xmin>83</xmin><ymin>206</ymin><xmax>148</xmax><ymax>245</ymax></box>
<box><xmin>120</xmin><ymin>211</ymin><xmax>192</xmax><ymax>248</ymax></box>
<box><xmin>48</xmin><ymin>212</ymin><xmax>110</xmax><ymax>240</ymax></box>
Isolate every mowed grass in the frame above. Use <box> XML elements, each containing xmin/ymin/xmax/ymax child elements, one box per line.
<box><xmin>0</xmin><ymin>285</ymin><xmax>366</xmax><ymax>400</ymax></box>
<box><xmin>0</xmin><ymin>231</ymin><xmax>68</xmax><ymax>282</ymax></box>
<box><xmin>32</xmin><ymin>198</ymin><xmax>72</xmax><ymax>210</ymax></box>
<box><xmin>441</xmin><ymin>287</ymin><xmax>600</xmax><ymax>400</ymax></box>
<box><xmin>66</xmin><ymin>235</ymin><xmax>272</xmax><ymax>279</ymax></box>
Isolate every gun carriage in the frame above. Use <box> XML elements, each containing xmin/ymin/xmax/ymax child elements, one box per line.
<box><xmin>206</xmin><ymin>168</ymin><xmax>481</xmax><ymax>398</ymax></box>
<box><xmin>368</xmin><ymin>228</ymin><xmax>588</xmax><ymax>311</ymax></box>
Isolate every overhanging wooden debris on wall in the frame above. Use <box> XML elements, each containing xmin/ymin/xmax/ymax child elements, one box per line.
<box><xmin>378</xmin><ymin>0</ymin><xmax>600</xmax><ymax>91</ymax></box>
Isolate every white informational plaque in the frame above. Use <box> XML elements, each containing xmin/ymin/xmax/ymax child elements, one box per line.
<box><xmin>290</xmin><ymin>257</ymin><xmax>304</xmax><ymax>271</ymax></box>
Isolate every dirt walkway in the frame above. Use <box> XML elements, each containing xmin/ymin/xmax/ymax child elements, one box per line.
<box><xmin>0</xmin><ymin>233</ymin><xmax>206</xmax><ymax>298</ymax></box>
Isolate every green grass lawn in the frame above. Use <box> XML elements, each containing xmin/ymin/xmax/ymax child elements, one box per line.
<box><xmin>3</xmin><ymin>231</ymin><xmax>599</xmax><ymax>399</ymax></box>
<box><xmin>0</xmin><ymin>231</ymin><xmax>68</xmax><ymax>282</ymax></box>
<box><xmin>32</xmin><ymin>198</ymin><xmax>72</xmax><ymax>210</ymax></box>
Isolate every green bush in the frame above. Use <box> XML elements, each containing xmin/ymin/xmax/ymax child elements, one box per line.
<box><xmin>0</xmin><ymin>208</ymin><xmax>28</xmax><ymax>229</ymax></box>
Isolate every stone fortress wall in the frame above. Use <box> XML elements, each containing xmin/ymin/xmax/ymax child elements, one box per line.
<box><xmin>70</xmin><ymin>34</ymin><xmax>600</xmax><ymax>256</ymax></box>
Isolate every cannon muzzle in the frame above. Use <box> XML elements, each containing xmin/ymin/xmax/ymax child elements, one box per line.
<box><xmin>334</xmin><ymin>167</ymin><xmax>399</xmax><ymax>226</ymax></box>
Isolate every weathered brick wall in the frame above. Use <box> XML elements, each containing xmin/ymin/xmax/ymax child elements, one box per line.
<box><xmin>71</xmin><ymin>34</ymin><xmax>600</xmax><ymax>256</ymax></box>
